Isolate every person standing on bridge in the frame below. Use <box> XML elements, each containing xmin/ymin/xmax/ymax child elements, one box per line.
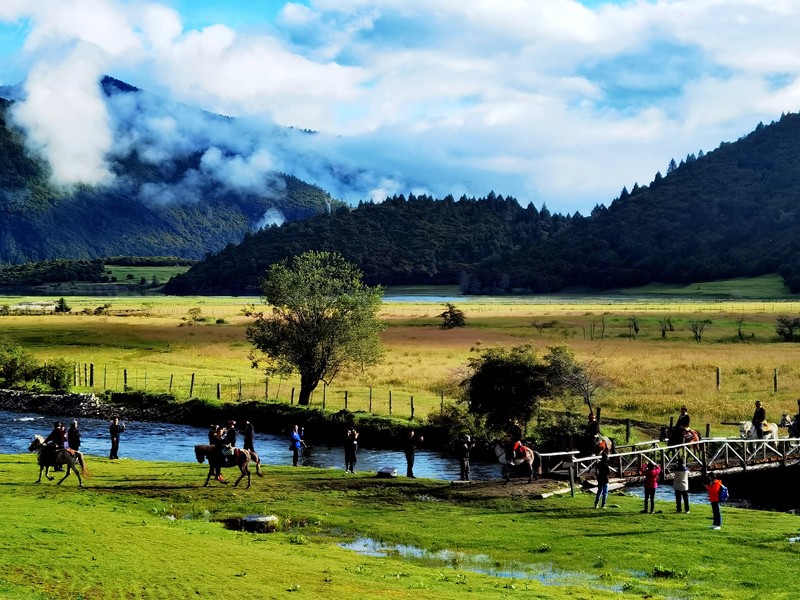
<box><xmin>640</xmin><ymin>462</ymin><xmax>661</xmax><ymax>513</ymax></box>
<box><xmin>705</xmin><ymin>473</ymin><xmax>723</xmax><ymax>529</ymax></box>
<box><xmin>752</xmin><ymin>400</ymin><xmax>766</xmax><ymax>439</ymax></box>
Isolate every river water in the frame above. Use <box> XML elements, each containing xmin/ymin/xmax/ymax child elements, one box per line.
<box><xmin>1</xmin><ymin>410</ymin><xmax>500</xmax><ymax>480</ymax></box>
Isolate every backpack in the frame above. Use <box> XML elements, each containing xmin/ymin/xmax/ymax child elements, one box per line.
<box><xmin>718</xmin><ymin>484</ymin><xmax>729</xmax><ymax>502</ymax></box>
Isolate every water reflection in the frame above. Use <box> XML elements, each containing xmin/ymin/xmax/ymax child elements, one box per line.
<box><xmin>0</xmin><ymin>410</ymin><xmax>499</xmax><ymax>480</ymax></box>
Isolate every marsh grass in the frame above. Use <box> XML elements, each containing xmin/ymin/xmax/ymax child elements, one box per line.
<box><xmin>2</xmin><ymin>455</ymin><xmax>798</xmax><ymax>599</ymax></box>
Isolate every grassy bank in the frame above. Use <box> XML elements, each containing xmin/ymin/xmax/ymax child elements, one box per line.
<box><xmin>2</xmin><ymin>454</ymin><xmax>799</xmax><ymax>599</ymax></box>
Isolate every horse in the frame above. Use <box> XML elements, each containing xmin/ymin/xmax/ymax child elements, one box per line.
<box><xmin>28</xmin><ymin>435</ymin><xmax>88</xmax><ymax>486</ymax></box>
<box><xmin>493</xmin><ymin>443</ymin><xmax>541</xmax><ymax>484</ymax></box>
<box><xmin>779</xmin><ymin>414</ymin><xmax>800</xmax><ymax>438</ymax></box>
<box><xmin>194</xmin><ymin>444</ymin><xmax>263</xmax><ymax>488</ymax></box>
<box><xmin>739</xmin><ymin>420</ymin><xmax>779</xmax><ymax>441</ymax></box>
<box><xmin>663</xmin><ymin>426</ymin><xmax>702</xmax><ymax>447</ymax></box>
<box><xmin>578</xmin><ymin>433</ymin><xmax>616</xmax><ymax>457</ymax></box>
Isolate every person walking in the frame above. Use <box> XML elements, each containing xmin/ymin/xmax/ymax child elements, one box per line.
<box><xmin>344</xmin><ymin>427</ymin><xmax>359</xmax><ymax>473</ymax></box>
<box><xmin>109</xmin><ymin>416</ymin><xmax>125</xmax><ymax>460</ymax></box>
<box><xmin>243</xmin><ymin>420</ymin><xmax>255</xmax><ymax>452</ymax></box>
<box><xmin>672</xmin><ymin>456</ymin><xmax>690</xmax><ymax>513</ymax></box>
<box><xmin>459</xmin><ymin>434</ymin><xmax>474</xmax><ymax>481</ymax></box>
<box><xmin>290</xmin><ymin>424</ymin><xmax>306</xmax><ymax>467</ymax></box>
<box><xmin>404</xmin><ymin>429</ymin><xmax>423</xmax><ymax>478</ymax></box>
<box><xmin>594</xmin><ymin>451</ymin><xmax>610</xmax><ymax>508</ymax></box>
<box><xmin>705</xmin><ymin>473</ymin><xmax>723</xmax><ymax>529</ymax></box>
<box><xmin>67</xmin><ymin>420</ymin><xmax>81</xmax><ymax>452</ymax></box>
<box><xmin>640</xmin><ymin>462</ymin><xmax>661</xmax><ymax>513</ymax></box>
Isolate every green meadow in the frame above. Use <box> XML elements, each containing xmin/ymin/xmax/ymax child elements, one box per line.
<box><xmin>2</xmin><ymin>455</ymin><xmax>798</xmax><ymax>599</ymax></box>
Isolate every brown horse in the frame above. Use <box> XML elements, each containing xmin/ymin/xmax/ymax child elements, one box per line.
<box><xmin>28</xmin><ymin>435</ymin><xmax>88</xmax><ymax>486</ymax></box>
<box><xmin>194</xmin><ymin>444</ymin><xmax>263</xmax><ymax>488</ymax></box>
<box><xmin>664</xmin><ymin>426</ymin><xmax>702</xmax><ymax>447</ymax></box>
<box><xmin>494</xmin><ymin>443</ymin><xmax>541</xmax><ymax>483</ymax></box>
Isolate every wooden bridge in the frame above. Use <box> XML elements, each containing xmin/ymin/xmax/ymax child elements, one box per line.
<box><xmin>541</xmin><ymin>436</ymin><xmax>800</xmax><ymax>485</ymax></box>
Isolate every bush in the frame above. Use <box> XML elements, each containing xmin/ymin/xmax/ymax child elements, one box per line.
<box><xmin>35</xmin><ymin>359</ymin><xmax>74</xmax><ymax>392</ymax></box>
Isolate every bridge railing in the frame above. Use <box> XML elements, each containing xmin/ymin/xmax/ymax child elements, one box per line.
<box><xmin>570</xmin><ymin>436</ymin><xmax>800</xmax><ymax>481</ymax></box>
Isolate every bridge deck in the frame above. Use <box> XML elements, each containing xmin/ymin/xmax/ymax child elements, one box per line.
<box><xmin>546</xmin><ymin>437</ymin><xmax>800</xmax><ymax>483</ymax></box>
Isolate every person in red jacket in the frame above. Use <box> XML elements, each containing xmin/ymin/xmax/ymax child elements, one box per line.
<box><xmin>640</xmin><ymin>462</ymin><xmax>661</xmax><ymax>513</ymax></box>
<box><xmin>705</xmin><ymin>473</ymin><xmax>723</xmax><ymax>529</ymax></box>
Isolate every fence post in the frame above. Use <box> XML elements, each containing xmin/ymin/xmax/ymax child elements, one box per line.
<box><xmin>369</xmin><ymin>387</ymin><xmax>373</xmax><ymax>413</ymax></box>
<box><xmin>410</xmin><ymin>396</ymin><xmax>414</xmax><ymax>419</ymax></box>
<box><xmin>716</xmin><ymin>367</ymin><xmax>721</xmax><ymax>391</ymax></box>
<box><xmin>705</xmin><ymin>423</ymin><xmax>711</xmax><ymax>438</ymax></box>
<box><xmin>625</xmin><ymin>418</ymin><xmax>631</xmax><ymax>443</ymax></box>
<box><xmin>124</xmin><ymin>369</ymin><xmax>128</xmax><ymax>391</ymax></box>
<box><xmin>169</xmin><ymin>374</ymin><xmax>173</xmax><ymax>392</ymax></box>
<box><xmin>774</xmin><ymin>368</ymin><xmax>778</xmax><ymax>393</ymax></box>
<box><xmin>322</xmin><ymin>382</ymin><xmax>326</xmax><ymax>409</ymax></box>
<box><xmin>344</xmin><ymin>390</ymin><xmax>348</xmax><ymax>410</ymax></box>
<box><xmin>189</xmin><ymin>373</ymin><xmax>194</xmax><ymax>398</ymax></box>
<box><xmin>389</xmin><ymin>390</ymin><xmax>393</xmax><ymax>416</ymax></box>
<box><xmin>84</xmin><ymin>364</ymin><xmax>88</xmax><ymax>387</ymax></box>
<box><xmin>441</xmin><ymin>390</ymin><xmax>444</xmax><ymax>411</ymax></box>
<box><xmin>238</xmin><ymin>378</ymin><xmax>242</xmax><ymax>401</ymax></box>
<box><xmin>74</xmin><ymin>364</ymin><xmax>78</xmax><ymax>386</ymax></box>
<box><xmin>89</xmin><ymin>363</ymin><xmax>94</xmax><ymax>388</ymax></box>
<box><xmin>217</xmin><ymin>383</ymin><xmax>221</xmax><ymax>400</ymax></box>
<box><xmin>569</xmin><ymin>463</ymin><xmax>575</xmax><ymax>497</ymax></box>
<box><xmin>291</xmin><ymin>388</ymin><xmax>295</xmax><ymax>405</ymax></box>
<box><xmin>103</xmin><ymin>365</ymin><xmax>107</xmax><ymax>389</ymax></box>
<box><xmin>265</xmin><ymin>378</ymin><xmax>269</xmax><ymax>400</ymax></box>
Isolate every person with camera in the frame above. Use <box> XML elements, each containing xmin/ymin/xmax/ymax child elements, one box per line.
<box><xmin>344</xmin><ymin>427</ymin><xmax>359</xmax><ymax>473</ymax></box>
<box><xmin>109</xmin><ymin>416</ymin><xmax>125</xmax><ymax>460</ymax></box>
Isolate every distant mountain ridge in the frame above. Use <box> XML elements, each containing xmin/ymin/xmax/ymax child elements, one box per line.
<box><xmin>0</xmin><ymin>78</ymin><xmax>338</xmax><ymax>265</ymax></box>
<box><xmin>165</xmin><ymin>112</ymin><xmax>800</xmax><ymax>295</ymax></box>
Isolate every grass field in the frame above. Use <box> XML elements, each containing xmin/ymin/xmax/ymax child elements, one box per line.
<box><xmin>2</xmin><ymin>455</ymin><xmax>798</xmax><ymax>599</ymax></box>
<box><xmin>3</xmin><ymin>289</ymin><xmax>800</xmax><ymax>432</ymax></box>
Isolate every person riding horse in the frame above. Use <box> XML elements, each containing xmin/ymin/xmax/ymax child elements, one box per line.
<box><xmin>752</xmin><ymin>400</ymin><xmax>766</xmax><ymax>439</ymax></box>
<box><xmin>507</xmin><ymin>419</ymin><xmax>526</xmax><ymax>460</ymax></box>
<box><xmin>676</xmin><ymin>406</ymin><xmax>690</xmax><ymax>430</ymax></box>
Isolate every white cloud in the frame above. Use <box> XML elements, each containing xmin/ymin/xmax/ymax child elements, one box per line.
<box><xmin>3</xmin><ymin>0</ymin><xmax>800</xmax><ymax>212</ymax></box>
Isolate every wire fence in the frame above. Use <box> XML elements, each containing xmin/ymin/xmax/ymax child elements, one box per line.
<box><xmin>69</xmin><ymin>362</ymin><xmax>452</xmax><ymax>419</ymax></box>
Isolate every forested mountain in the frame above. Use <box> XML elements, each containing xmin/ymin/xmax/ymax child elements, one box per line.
<box><xmin>166</xmin><ymin>112</ymin><xmax>800</xmax><ymax>295</ymax></box>
<box><xmin>163</xmin><ymin>194</ymin><xmax>569</xmax><ymax>293</ymax></box>
<box><xmin>0</xmin><ymin>81</ymin><xmax>337</xmax><ymax>265</ymax></box>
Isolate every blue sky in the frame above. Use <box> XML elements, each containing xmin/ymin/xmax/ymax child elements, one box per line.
<box><xmin>1</xmin><ymin>1</ymin><xmax>797</xmax><ymax>214</ymax></box>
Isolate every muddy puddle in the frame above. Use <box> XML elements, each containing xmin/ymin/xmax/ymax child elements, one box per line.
<box><xmin>340</xmin><ymin>537</ymin><xmax>624</xmax><ymax>591</ymax></box>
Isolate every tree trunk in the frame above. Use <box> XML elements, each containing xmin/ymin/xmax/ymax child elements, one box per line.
<box><xmin>298</xmin><ymin>373</ymin><xmax>319</xmax><ymax>406</ymax></box>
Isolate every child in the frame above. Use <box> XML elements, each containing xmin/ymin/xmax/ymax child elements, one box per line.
<box><xmin>705</xmin><ymin>473</ymin><xmax>723</xmax><ymax>529</ymax></box>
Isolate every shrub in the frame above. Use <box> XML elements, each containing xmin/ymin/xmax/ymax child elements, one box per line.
<box><xmin>35</xmin><ymin>359</ymin><xmax>73</xmax><ymax>392</ymax></box>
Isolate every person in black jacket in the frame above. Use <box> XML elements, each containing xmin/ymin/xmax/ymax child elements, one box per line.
<box><xmin>594</xmin><ymin>451</ymin><xmax>610</xmax><ymax>509</ymax></box>
<box><xmin>67</xmin><ymin>420</ymin><xmax>81</xmax><ymax>451</ymax></box>
<box><xmin>109</xmin><ymin>416</ymin><xmax>125</xmax><ymax>460</ymax></box>
<box><xmin>45</xmin><ymin>421</ymin><xmax>66</xmax><ymax>470</ymax></box>
<box><xmin>344</xmin><ymin>427</ymin><xmax>359</xmax><ymax>473</ymax></box>
<box><xmin>404</xmin><ymin>430</ymin><xmax>423</xmax><ymax>478</ymax></box>
<box><xmin>243</xmin><ymin>420</ymin><xmax>255</xmax><ymax>452</ymax></box>
<box><xmin>752</xmin><ymin>401</ymin><xmax>766</xmax><ymax>439</ymax></box>
<box><xmin>459</xmin><ymin>434</ymin><xmax>475</xmax><ymax>481</ymax></box>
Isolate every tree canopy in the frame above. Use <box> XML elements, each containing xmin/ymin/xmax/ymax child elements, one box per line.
<box><xmin>245</xmin><ymin>251</ymin><xmax>384</xmax><ymax>405</ymax></box>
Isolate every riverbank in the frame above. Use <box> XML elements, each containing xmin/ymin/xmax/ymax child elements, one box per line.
<box><xmin>3</xmin><ymin>454</ymin><xmax>799</xmax><ymax>599</ymax></box>
<box><xmin>0</xmin><ymin>388</ymin><xmax>444</xmax><ymax>452</ymax></box>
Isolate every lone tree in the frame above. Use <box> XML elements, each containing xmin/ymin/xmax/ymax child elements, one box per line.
<box><xmin>464</xmin><ymin>344</ymin><xmax>547</xmax><ymax>431</ymax></box>
<box><xmin>246</xmin><ymin>251</ymin><xmax>384</xmax><ymax>405</ymax></box>
<box><xmin>439</xmin><ymin>303</ymin><xmax>466</xmax><ymax>329</ymax></box>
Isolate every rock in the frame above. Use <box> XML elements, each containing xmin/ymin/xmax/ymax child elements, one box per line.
<box><xmin>241</xmin><ymin>514</ymin><xmax>279</xmax><ymax>533</ymax></box>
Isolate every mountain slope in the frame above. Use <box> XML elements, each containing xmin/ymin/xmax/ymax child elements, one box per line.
<box><xmin>165</xmin><ymin>113</ymin><xmax>800</xmax><ymax>295</ymax></box>
<box><xmin>0</xmin><ymin>82</ymin><xmax>337</xmax><ymax>265</ymax></box>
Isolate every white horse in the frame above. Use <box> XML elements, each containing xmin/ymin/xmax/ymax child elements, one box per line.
<box><xmin>493</xmin><ymin>443</ymin><xmax>541</xmax><ymax>483</ymax></box>
<box><xmin>739</xmin><ymin>420</ymin><xmax>779</xmax><ymax>440</ymax></box>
